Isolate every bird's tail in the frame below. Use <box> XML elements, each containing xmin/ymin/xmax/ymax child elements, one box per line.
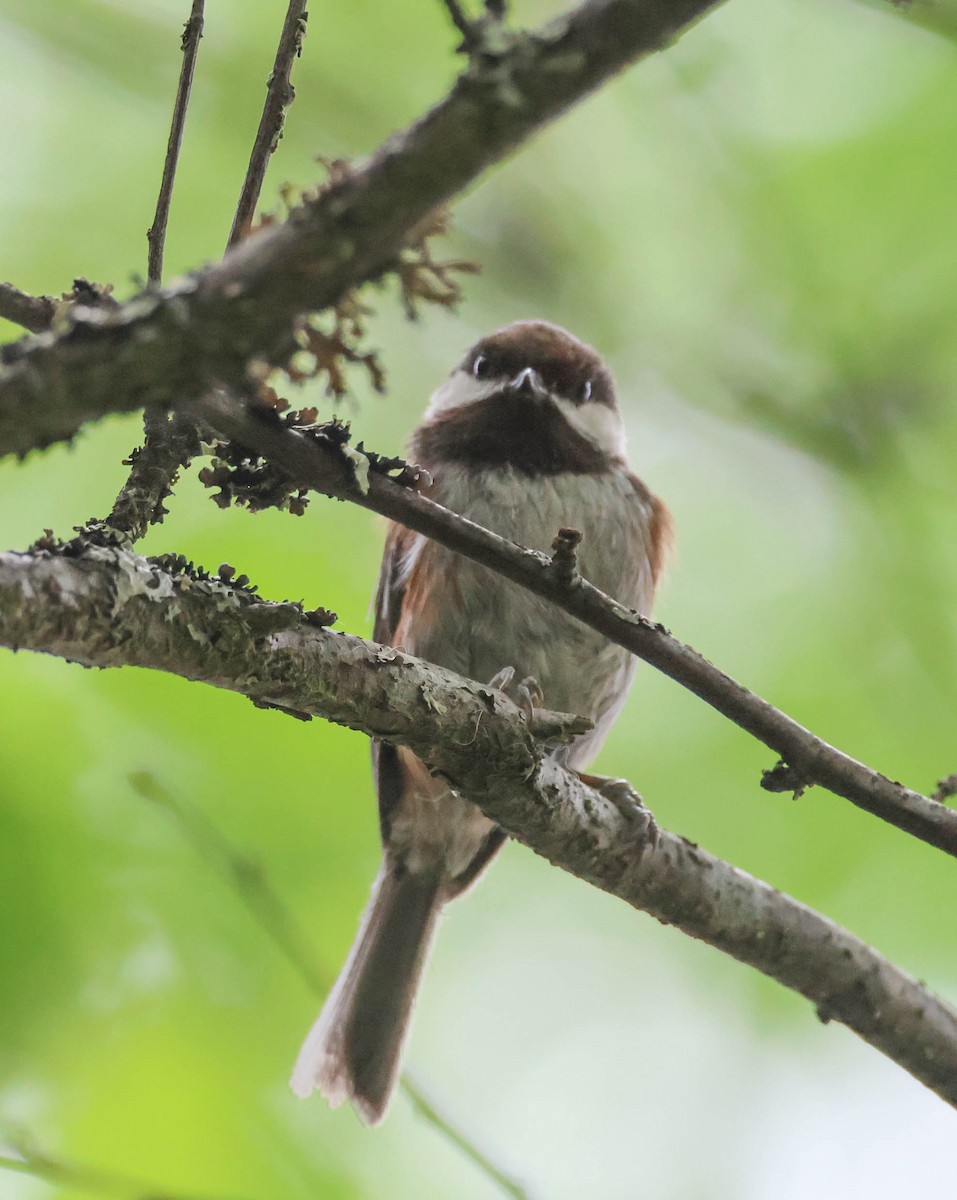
<box><xmin>290</xmin><ymin>861</ymin><xmax>443</xmax><ymax>1125</ymax></box>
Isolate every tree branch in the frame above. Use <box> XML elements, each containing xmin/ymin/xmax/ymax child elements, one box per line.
<box><xmin>1</xmin><ymin>542</ymin><xmax>956</xmax><ymax>1109</ymax></box>
<box><xmin>103</xmin><ymin>412</ymin><xmax>203</xmax><ymax>541</ymax></box>
<box><xmin>7</xmin><ymin>0</ymin><xmax>950</xmax><ymax>853</ymax></box>
<box><xmin>440</xmin><ymin>0</ymin><xmax>476</xmax><ymax>43</ymax></box>
<box><xmin>192</xmin><ymin>391</ymin><xmax>957</xmax><ymax>858</ymax></box>
<box><xmin>0</xmin><ymin>278</ymin><xmax>117</xmax><ymax>338</ymax></box>
<box><xmin>0</xmin><ymin>0</ymin><xmax>723</xmax><ymax>457</ymax></box>
<box><xmin>0</xmin><ymin>282</ymin><xmax>57</xmax><ymax>334</ymax></box>
<box><xmin>146</xmin><ymin>0</ymin><xmax>206</xmax><ymax>284</ymax></box>
<box><xmin>104</xmin><ymin>0</ymin><xmax>208</xmax><ymax>543</ymax></box>
<box><xmin>227</xmin><ymin>0</ymin><xmax>309</xmax><ymax>248</ymax></box>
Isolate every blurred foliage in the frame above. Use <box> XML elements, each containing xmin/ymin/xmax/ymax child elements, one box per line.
<box><xmin>2</xmin><ymin>0</ymin><xmax>957</xmax><ymax>1197</ymax></box>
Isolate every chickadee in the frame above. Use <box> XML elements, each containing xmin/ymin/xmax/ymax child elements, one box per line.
<box><xmin>291</xmin><ymin>320</ymin><xmax>672</xmax><ymax>1123</ymax></box>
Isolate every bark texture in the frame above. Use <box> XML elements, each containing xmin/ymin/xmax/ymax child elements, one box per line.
<box><xmin>2</xmin><ymin>543</ymin><xmax>956</xmax><ymax>1108</ymax></box>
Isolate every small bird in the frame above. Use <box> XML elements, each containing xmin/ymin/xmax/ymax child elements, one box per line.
<box><xmin>291</xmin><ymin>320</ymin><xmax>672</xmax><ymax>1123</ymax></box>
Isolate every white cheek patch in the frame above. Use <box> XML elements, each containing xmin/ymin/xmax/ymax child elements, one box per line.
<box><xmin>423</xmin><ymin>369</ymin><xmax>502</xmax><ymax>419</ymax></box>
<box><xmin>551</xmin><ymin>395</ymin><xmax>627</xmax><ymax>459</ymax></box>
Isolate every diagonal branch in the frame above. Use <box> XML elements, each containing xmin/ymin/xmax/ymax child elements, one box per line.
<box><xmin>0</xmin><ymin>0</ymin><xmax>724</xmax><ymax>457</ymax></box>
<box><xmin>227</xmin><ymin>0</ymin><xmax>309</xmax><ymax>249</ymax></box>
<box><xmin>147</xmin><ymin>0</ymin><xmax>206</xmax><ymax>284</ymax></box>
<box><xmin>193</xmin><ymin>391</ymin><xmax>957</xmax><ymax>857</ymax></box>
<box><xmin>106</xmin><ymin>0</ymin><xmax>207</xmax><ymax>543</ymax></box>
<box><xmin>5</xmin><ymin>0</ymin><xmax>945</xmax><ymax>849</ymax></box>
<box><xmin>1</xmin><ymin>542</ymin><xmax>956</xmax><ymax>1108</ymax></box>
<box><xmin>103</xmin><ymin>412</ymin><xmax>203</xmax><ymax>541</ymax></box>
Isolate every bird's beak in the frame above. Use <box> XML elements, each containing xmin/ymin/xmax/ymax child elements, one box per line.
<box><xmin>506</xmin><ymin>366</ymin><xmax>548</xmax><ymax>400</ymax></box>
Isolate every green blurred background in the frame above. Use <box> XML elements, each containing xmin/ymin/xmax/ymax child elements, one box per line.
<box><xmin>2</xmin><ymin>0</ymin><xmax>957</xmax><ymax>1196</ymax></box>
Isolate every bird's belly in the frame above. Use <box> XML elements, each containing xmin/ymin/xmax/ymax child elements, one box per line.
<box><xmin>403</xmin><ymin>466</ymin><xmax>652</xmax><ymax>768</ymax></box>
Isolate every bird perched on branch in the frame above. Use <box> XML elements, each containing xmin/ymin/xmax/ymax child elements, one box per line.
<box><xmin>291</xmin><ymin>319</ymin><xmax>672</xmax><ymax>1123</ymax></box>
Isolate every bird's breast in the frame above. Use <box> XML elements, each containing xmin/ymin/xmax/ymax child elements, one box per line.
<box><xmin>395</xmin><ymin>464</ymin><xmax>656</xmax><ymax>765</ymax></box>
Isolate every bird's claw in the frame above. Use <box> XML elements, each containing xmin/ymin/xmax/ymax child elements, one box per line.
<box><xmin>487</xmin><ymin>665</ymin><xmax>516</xmax><ymax>693</ymax></box>
<box><xmin>516</xmin><ymin>675</ymin><xmax>544</xmax><ymax>721</ymax></box>
<box><xmin>488</xmin><ymin>667</ymin><xmax>542</xmax><ymax>721</ymax></box>
<box><xmin>580</xmin><ymin>772</ymin><xmax>659</xmax><ymax>856</ymax></box>
<box><xmin>487</xmin><ymin>668</ymin><xmax>592</xmax><ymax>744</ymax></box>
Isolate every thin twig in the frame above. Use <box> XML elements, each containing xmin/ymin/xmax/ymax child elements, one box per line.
<box><xmin>109</xmin><ymin>0</ymin><xmax>206</xmax><ymax>540</ymax></box>
<box><xmin>0</xmin><ymin>1140</ymin><xmax>235</xmax><ymax>1200</ymax></box>
<box><xmin>227</xmin><ymin>0</ymin><xmax>309</xmax><ymax>248</ymax></box>
<box><xmin>195</xmin><ymin>393</ymin><xmax>957</xmax><ymax>859</ymax></box>
<box><xmin>128</xmin><ymin>772</ymin><xmax>534</xmax><ymax>1199</ymax></box>
<box><xmin>0</xmin><ymin>282</ymin><xmax>57</xmax><ymax>334</ymax></box>
<box><xmin>147</xmin><ymin>0</ymin><xmax>205</xmax><ymax>283</ymax></box>
<box><xmin>110</xmin><ymin>0</ymin><xmax>308</xmax><ymax>542</ymax></box>
<box><xmin>0</xmin><ymin>0</ymin><xmax>725</xmax><ymax>455</ymax></box>
<box><xmin>130</xmin><ymin>771</ymin><xmax>330</xmax><ymax>996</ymax></box>
<box><xmin>400</xmin><ymin>1076</ymin><xmax>533</xmax><ymax>1199</ymax></box>
<box><xmin>440</xmin><ymin>0</ymin><xmax>475</xmax><ymax>41</ymax></box>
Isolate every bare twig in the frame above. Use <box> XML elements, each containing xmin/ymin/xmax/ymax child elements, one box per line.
<box><xmin>147</xmin><ymin>0</ymin><xmax>205</xmax><ymax>283</ymax></box>
<box><xmin>110</xmin><ymin>0</ymin><xmax>310</xmax><ymax>543</ymax></box>
<box><xmin>441</xmin><ymin>0</ymin><xmax>475</xmax><ymax>41</ymax></box>
<box><xmin>400</xmin><ymin>1077</ymin><xmax>532</xmax><ymax>1199</ymax></box>
<box><xmin>130</xmin><ymin>770</ymin><xmax>331</xmax><ymax>995</ymax></box>
<box><xmin>1</xmin><ymin>542</ymin><xmax>956</xmax><ymax>1108</ymax></box>
<box><xmin>0</xmin><ymin>1137</ymin><xmax>236</xmax><ymax>1200</ymax></box>
<box><xmin>0</xmin><ymin>0</ymin><xmax>724</xmax><ymax>456</ymax></box>
<box><xmin>108</xmin><ymin>0</ymin><xmax>206</xmax><ymax>541</ymax></box>
<box><xmin>227</xmin><ymin>0</ymin><xmax>309</xmax><ymax>248</ymax></box>
<box><xmin>194</xmin><ymin>393</ymin><xmax>957</xmax><ymax>858</ymax></box>
<box><xmin>129</xmin><ymin>773</ymin><xmax>533</xmax><ymax>1199</ymax></box>
<box><xmin>0</xmin><ymin>282</ymin><xmax>57</xmax><ymax>334</ymax></box>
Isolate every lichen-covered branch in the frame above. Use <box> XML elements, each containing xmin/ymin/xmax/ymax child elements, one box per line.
<box><xmin>0</xmin><ymin>278</ymin><xmax>116</xmax><ymax>338</ymax></box>
<box><xmin>0</xmin><ymin>282</ymin><xmax>58</xmax><ymax>334</ymax></box>
<box><xmin>102</xmin><ymin>412</ymin><xmax>204</xmax><ymax>541</ymax></box>
<box><xmin>193</xmin><ymin>391</ymin><xmax>957</xmax><ymax>858</ymax></box>
<box><xmin>0</xmin><ymin>0</ymin><xmax>723</xmax><ymax>456</ymax></box>
<box><xmin>105</xmin><ymin>0</ymin><xmax>207</xmax><ymax>542</ymax></box>
<box><xmin>1</xmin><ymin>543</ymin><xmax>956</xmax><ymax>1109</ymax></box>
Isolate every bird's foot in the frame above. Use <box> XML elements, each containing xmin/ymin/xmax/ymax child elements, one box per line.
<box><xmin>577</xmin><ymin>772</ymin><xmax>659</xmax><ymax>855</ymax></box>
<box><xmin>486</xmin><ymin>668</ymin><xmax>592</xmax><ymax>745</ymax></box>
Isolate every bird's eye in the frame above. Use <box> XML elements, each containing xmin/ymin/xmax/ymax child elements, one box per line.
<box><xmin>580</xmin><ymin>379</ymin><xmax>593</xmax><ymax>402</ymax></box>
<box><xmin>472</xmin><ymin>355</ymin><xmax>490</xmax><ymax>379</ymax></box>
